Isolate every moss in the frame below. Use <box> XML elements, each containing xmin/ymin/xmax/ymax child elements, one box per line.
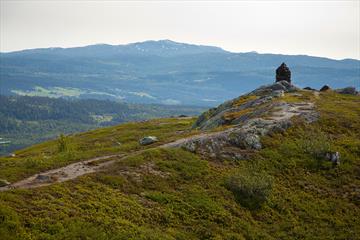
<box><xmin>222</xmin><ymin>108</ymin><xmax>252</xmax><ymax>122</ymax></box>
<box><xmin>232</xmin><ymin>95</ymin><xmax>257</xmax><ymax>107</ymax></box>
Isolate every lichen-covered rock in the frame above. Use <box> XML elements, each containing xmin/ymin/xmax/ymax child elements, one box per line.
<box><xmin>139</xmin><ymin>136</ymin><xmax>158</xmax><ymax>145</ymax></box>
<box><xmin>167</xmin><ymin>98</ymin><xmax>317</xmax><ymax>161</ymax></box>
<box><xmin>193</xmin><ymin>81</ymin><xmax>300</xmax><ymax>130</ymax></box>
<box><xmin>247</xmin><ymin>81</ymin><xmax>298</xmax><ymax>97</ymax></box>
<box><xmin>174</xmin><ymin>79</ymin><xmax>320</xmax><ymax>161</ymax></box>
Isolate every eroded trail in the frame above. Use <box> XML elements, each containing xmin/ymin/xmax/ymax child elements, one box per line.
<box><xmin>0</xmin><ymin>154</ymin><xmax>124</xmax><ymax>191</ymax></box>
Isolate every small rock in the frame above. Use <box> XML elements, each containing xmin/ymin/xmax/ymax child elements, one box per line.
<box><xmin>272</xmin><ymin>90</ymin><xmax>284</xmax><ymax>98</ymax></box>
<box><xmin>0</xmin><ymin>179</ymin><xmax>10</xmax><ymax>187</ymax></box>
<box><xmin>303</xmin><ymin>87</ymin><xmax>317</xmax><ymax>91</ymax></box>
<box><xmin>178</xmin><ymin>114</ymin><xmax>188</xmax><ymax>118</ymax></box>
<box><xmin>36</xmin><ymin>174</ymin><xmax>51</xmax><ymax>182</ymax></box>
<box><xmin>139</xmin><ymin>136</ymin><xmax>158</xmax><ymax>145</ymax></box>
<box><xmin>9</xmin><ymin>153</ymin><xmax>16</xmax><ymax>157</ymax></box>
<box><xmin>325</xmin><ymin>152</ymin><xmax>340</xmax><ymax>167</ymax></box>
<box><xmin>289</xmin><ymin>93</ymin><xmax>302</xmax><ymax>97</ymax></box>
<box><xmin>320</xmin><ymin>85</ymin><xmax>331</xmax><ymax>92</ymax></box>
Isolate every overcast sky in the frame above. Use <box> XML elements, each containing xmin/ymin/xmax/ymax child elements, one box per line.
<box><xmin>1</xmin><ymin>0</ymin><xmax>359</xmax><ymax>60</ymax></box>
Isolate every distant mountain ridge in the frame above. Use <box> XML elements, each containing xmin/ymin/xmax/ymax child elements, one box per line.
<box><xmin>1</xmin><ymin>40</ymin><xmax>359</xmax><ymax>106</ymax></box>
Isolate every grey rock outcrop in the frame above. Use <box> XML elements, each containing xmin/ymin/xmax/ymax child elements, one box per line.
<box><xmin>166</xmin><ymin>81</ymin><xmax>318</xmax><ymax>161</ymax></box>
<box><xmin>193</xmin><ymin>81</ymin><xmax>299</xmax><ymax>130</ymax></box>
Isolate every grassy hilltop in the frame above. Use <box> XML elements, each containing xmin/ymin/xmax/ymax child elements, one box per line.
<box><xmin>0</xmin><ymin>90</ymin><xmax>359</xmax><ymax>239</ymax></box>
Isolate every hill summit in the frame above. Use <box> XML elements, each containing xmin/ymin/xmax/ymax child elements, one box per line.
<box><xmin>0</xmin><ymin>69</ymin><xmax>359</xmax><ymax>239</ymax></box>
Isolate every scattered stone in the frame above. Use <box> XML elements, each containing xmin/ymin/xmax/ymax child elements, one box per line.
<box><xmin>139</xmin><ymin>136</ymin><xmax>158</xmax><ymax>145</ymax></box>
<box><xmin>325</xmin><ymin>152</ymin><xmax>340</xmax><ymax>167</ymax></box>
<box><xmin>35</xmin><ymin>174</ymin><xmax>51</xmax><ymax>182</ymax></box>
<box><xmin>320</xmin><ymin>85</ymin><xmax>331</xmax><ymax>92</ymax></box>
<box><xmin>9</xmin><ymin>153</ymin><xmax>16</xmax><ymax>157</ymax></box>
<box><xmin>272</xmin><ymin>90</ymin><xmax>285</xmax><ymax>98</ymax></box>
<box><xmin>0</xmin><ymin>179</ymin><xmax>10</xmax><ymax>187</ymax></box>
<box><xmin>334</xmin><ymin>87</ymin><xmax>358</xmax><ymax>95</ymax></box>
<box><xmin>275</xmin><ymin>63</ymin><xmax>291</xmax><ymax>83</ymax></box>
<box><xmin>289</xmin><ymin>92</ymin><xmax>302</xmax><ymax>97</ymax></box>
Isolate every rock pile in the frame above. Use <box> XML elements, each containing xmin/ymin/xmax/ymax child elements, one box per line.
<box><xmin>276</xmin><ymin>63</ymin><xmax>291</xmax><ymax>83</ymax></box>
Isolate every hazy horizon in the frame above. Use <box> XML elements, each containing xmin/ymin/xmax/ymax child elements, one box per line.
<box><xmin>1</xmin><ymin>38</ymin><xmax>360</xmax><ymax>61</ymax></box>
<box><xmin>1</xmin><ymin>1</ymin><xmax>359</xmax><ymax>60</ymax></box>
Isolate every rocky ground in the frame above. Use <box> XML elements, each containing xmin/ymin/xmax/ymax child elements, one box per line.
<box><xmin>165</xmin><ymin>81</ymin><xmax>319</xmax><ymax>160</ymax></box>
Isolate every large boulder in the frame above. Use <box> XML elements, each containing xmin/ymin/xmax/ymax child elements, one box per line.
<box><xmin>139</xmin><ymin>136</ymin><xmax>158</xmax><ymax>145</ymax></box>
<box><xmin>320</xmin><ymin>85</ymin><xmax>331</xmax><ymax>92</ymax></box>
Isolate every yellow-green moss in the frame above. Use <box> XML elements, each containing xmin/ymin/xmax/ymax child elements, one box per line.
<box><xmin>232</xmin><ymin>95</ymin><xmax>257</xmax><ymax>107</ymax></box>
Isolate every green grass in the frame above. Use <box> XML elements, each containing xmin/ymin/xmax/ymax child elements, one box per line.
<box><xmin>0</xmin><ymin>118</ymin><xmax>198</xmax><ymax>182</ymax></box>
<box><xmin>0</xmin><ymin>92</ymin><xmax>359</xmax><ymax>239</ymax></box>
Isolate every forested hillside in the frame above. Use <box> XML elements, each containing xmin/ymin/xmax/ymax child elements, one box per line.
<box><xmin>0</xmin><ymin>95</ymin><xmax>203</xmax><ymax>155</ymax></box>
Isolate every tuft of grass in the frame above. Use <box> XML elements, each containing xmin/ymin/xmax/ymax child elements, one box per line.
<box><xmin>225</xmin><ymin>170</ymin><xmax>273</xmax><ymax>210</ymax></box>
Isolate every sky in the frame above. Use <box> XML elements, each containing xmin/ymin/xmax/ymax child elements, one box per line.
<box><xmin>0</xmin><ymin>0</ymin><xmax>359</xmax><ymax>60</ymax></box>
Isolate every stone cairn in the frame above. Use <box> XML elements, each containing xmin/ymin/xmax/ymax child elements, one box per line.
<box><xmin>276</xmin><ymin>62</ymin><xmax>291</xmax><ymax>83</ymax></box>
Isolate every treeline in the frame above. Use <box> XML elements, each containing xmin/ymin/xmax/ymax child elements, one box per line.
<box><xmin>0</xmin><ymin>95</ymin><xmax>204</xmax><ymax>155</ymax></box>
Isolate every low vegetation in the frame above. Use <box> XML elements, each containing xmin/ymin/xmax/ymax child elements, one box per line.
<box><xmin>225</xmin><ymin>170</ymin><xmax>273</xmax><ymax>210</ymax></box>
<box><xmin>0</xmin><ymin>91</ymin><xmax>359</xmax><ymax>239</ymax></box>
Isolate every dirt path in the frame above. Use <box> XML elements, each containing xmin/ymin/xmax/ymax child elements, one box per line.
<box><xmin>0</xmin><ymin>154</ymin><xmax>125</xmax><ymax>191</ymax></box>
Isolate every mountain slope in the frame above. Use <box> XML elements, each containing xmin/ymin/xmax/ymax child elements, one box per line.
<box><xmin>0</xmin><ymin>83</ymin><xmax>359</xmax><ymax>239</ymax></box>
<box><xmin>1</xmin><ymin>40</ymin><xmax>359</xmax><ymax>106</ymax></box>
